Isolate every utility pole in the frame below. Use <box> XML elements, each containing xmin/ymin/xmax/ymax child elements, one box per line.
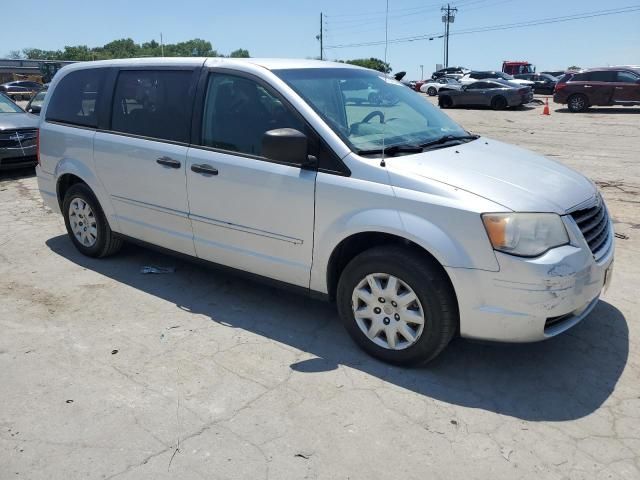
<box><xmin>160</xmin><ymin>32</ymin><xmax>164</xmax><ymax>57</ymax></box>
<box><xmin>420</xmin><ymin>64</ymin><xmax>424</xmax><ymax>80</ymax></box>
<box><xmin>441</xmin><ymin>4</ymin><xmax>457</xmax><ymax>68</ymax></box>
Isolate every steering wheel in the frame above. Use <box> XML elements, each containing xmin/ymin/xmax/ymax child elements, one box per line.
<box><xmin>361</xmin><ymin>110</ymin><xmax>385</xmax><ymax>124</ymax></box>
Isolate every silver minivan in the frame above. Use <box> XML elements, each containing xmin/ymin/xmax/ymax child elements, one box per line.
<box><xmin>36</xmin><ymin>58</ymin><xmax>614</xmax><ymax>365</ymax></box>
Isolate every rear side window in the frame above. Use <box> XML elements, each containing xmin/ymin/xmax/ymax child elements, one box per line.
<box><xmin>616</xmin><ymin>71</ymin><xmax>639</xmax><ymax>82</ymax></box>
<box><xmin>110</xmin><ymin>70</ymin><xmax>193</xmax><ymax>143</ymax></box>
<box><xmin>46</xmin><ymin>69</ymin><xmax>104</xmax><ymax>128</ymax></box>
<box><xmin>583</xmin><ymin>71</ymin><xmax>616</xmax><ymax>82</ymax></box>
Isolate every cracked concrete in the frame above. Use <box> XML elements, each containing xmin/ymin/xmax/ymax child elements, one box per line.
<box><xmin>1</xmin><ymin>98</ymin><xmax>639</xmax><ymax>479</ymax></box>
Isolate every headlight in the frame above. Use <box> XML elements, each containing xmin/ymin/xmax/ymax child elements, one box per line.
<box><xmin>482</xmin><ymin>213</ymin><xmax>569</xmax><ymax>257</ymax></box>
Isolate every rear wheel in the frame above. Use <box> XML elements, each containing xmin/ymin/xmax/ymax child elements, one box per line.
<box><xmin>568</xmin><ymin>94</ymin><xmax>588</xmax><ymax>112</ymax></box>
<box><xmin>62</xmin><ymin>183</ymin><xmax>122</xmax><ymax>258</ymax></box>
<box><xmin>491</xmin><ymin>95</ymin><xmax>508</xmax><ymax>110</ymax></box>
<box><xmin>427</xmin><ymin>87</ymin><xmax>437</xmax><ymax>96</ymax></box>
<box><xmin>439</xmin><ymin>96</ymin><xmax>453</xmax><ymax>108</ymax></box>
<box><xmin>337</xmin><ymin>246</ymin><xmax>458</xmax><ymax>365</ymax></box>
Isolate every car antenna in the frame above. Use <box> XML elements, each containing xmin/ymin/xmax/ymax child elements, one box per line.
<box><xmin>380</xmin><ymin>0</ymin><xmax>389</xmax><ymax>168</ymax></box>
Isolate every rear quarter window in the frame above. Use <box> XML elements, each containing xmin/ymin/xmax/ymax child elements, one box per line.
<box><xmin>46</xmin><ymin>69</ymin><xmax>105</xmax><ymax>128</ymax></box>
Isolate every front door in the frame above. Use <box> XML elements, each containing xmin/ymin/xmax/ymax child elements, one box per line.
<box><xmin>94</xmin><ymin>68</ymin><xmax>199</xmax><ymax>255</ymax></box>
<box><xmin>186</xmin><ymin>72</ymin><xmax>316</xmax><ymax>288</ymax></box>
<box><xmin>463</xmin><ymin>83</ymin><xmax>488</xmax><ymax>105</ymax></box>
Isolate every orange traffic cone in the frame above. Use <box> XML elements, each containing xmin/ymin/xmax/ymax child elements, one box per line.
<box><xmin>542</xmin><ymin>98</ymin><xmax>550</xmax><ymax>116</ymax></box>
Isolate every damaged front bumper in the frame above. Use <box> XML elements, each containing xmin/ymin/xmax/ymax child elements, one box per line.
<box><xmin>446</xmin><ymin>219</ymin><xmax>614</xmax><ymax>342</ymax></box>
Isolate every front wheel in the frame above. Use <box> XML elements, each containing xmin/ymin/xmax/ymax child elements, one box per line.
<box><xmin>427</xmin><ymin>87</ymin><xmax>437</xmax><ymax>96</ymax></box>
<box><xmin>337</xmin><ymin>246</ymin><xmax>458</xmax><ymax>365</ymax></box>
<box><xmin>568</xmin><ymin>94</ymin><xmax>589</xmax><ymax>112</ymax></box>
<box><xmin>62</xmin><ymin>183</ymin><xmax>122</xmax><ymax>258</ymax></box>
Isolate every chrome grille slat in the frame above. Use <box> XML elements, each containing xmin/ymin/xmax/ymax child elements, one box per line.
<box><xmin>578</xmin><ymin>207</ymin><xmax>606</xmax><ymax>235</ymax></box>
<box><xmin>584</xmin><ymin>216</ymin><xmax>608</xmax><ymax>244</ymax></box>
<box><xmin>570</xmin><ymin>195</ymin><xmax>612</xmax><ymax>260</ymax></box>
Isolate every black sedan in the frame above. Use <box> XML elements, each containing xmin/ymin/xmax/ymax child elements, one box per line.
<box><xmin>0</xmin><ymin>80</ymin><xmax>43</xmax><ymax>101</ymax></box>
<box><xmin>0</xmin><ymin>93</ymin><xmax>39</xmax><ymax>170</ymax></box>
<box><xmin>514</xmin><ymin>73</ymin><xmax>557</xmax><ymax>94</ymax></box>
<box><xmin>438</xmin><ymin>80</ymin><xmax>533</xmax><ymax>110</ymax></box>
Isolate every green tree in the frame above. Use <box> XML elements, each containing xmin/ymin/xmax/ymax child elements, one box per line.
<box><xmin>19</xmin><ymin>38</ymin><xmax>247</xmax><ymax>61</ymax></box>
<box><xmin>23</xmin><ymin>48</ymin><xmax>62</xmax><ymax>60</ymax></box>
<box><xmin>229</xmin><ymin>48</ymin><xmax>250</xmax><ymax>58</ymax></box>
<box><xmin>344</xmin><ymin>57</ymin><xmax>391</xmax><ymax>73</ymax></box>
<box><xmin>101</xmin><ymin>38</ymin><xmax>138</xmax><ymax>59</ymax></box>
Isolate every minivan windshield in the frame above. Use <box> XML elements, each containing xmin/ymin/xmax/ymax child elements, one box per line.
<box><xmin>274</xmin><ymin>68</ymin><xmax>470</xmax><ymax>154</ymax></box>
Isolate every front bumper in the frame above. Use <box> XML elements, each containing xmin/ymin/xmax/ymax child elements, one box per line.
<box><xmin>0</xmin><ymin>145</ymin><xmax>37</xmax><ymax>170</ymax></box>
<box><xmin>445</xmin><ymin>219</ymin><xmax>614</xmax><ymax>342</ymax></box>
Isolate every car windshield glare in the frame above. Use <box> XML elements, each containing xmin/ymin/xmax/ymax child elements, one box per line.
<box><xmin>0</xmin><ymin>94</ymin><xmax>23</xmax><ymax>113</ymax></box>
<box><xmin>274</xmin><ymin>68</ymin><xmax>468</xmax><ymax>153</ymax></box>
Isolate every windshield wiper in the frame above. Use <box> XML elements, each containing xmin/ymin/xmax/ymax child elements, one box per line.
<box><xmin>420</xmin><ymin>134</ymin><xmax>480</xmax><ymax>149</ymax></box>
<box><xmin>357</xmin><ymin>144</ymin><xmax>424</xmax><ymax>157</ymax></box>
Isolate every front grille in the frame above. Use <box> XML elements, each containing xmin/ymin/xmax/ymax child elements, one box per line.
<box><xmin>0</xmin><ymin>129</ymin><xmax>38</xmax><ymax>148</ymax></box>
<box><xmin>570</xmin><ymin>196</ymin><xmax>611</xmax><ymax>258</ymax></box>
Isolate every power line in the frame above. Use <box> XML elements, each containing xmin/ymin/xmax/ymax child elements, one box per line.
<box><xmin>325</xmin><ymin>1</ymin><xmax>444</xmax><ymax>19</ymax></box>
<box><xmin>324</xmin><ymin>5</ymin><xmax>640</xmax><ymax>49</ymax></box>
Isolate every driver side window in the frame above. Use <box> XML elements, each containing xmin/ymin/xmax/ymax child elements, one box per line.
<box><xmin>201</xmin><ymin>74</ymin><xmax>304</xmax><ymax>156</ymax></box>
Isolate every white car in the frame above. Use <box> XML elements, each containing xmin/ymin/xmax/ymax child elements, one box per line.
<box><xmin>460</xmin><ymin>71</ymin><xmax>535</xmax><ymax>86</ymax></box>
<box><xmin>36</xmin><ymin>58</ymin><xmax>613</xmax><ymax>365</ymax></box>
<box><xmin>420</xmin><ymin>77</ymin><xmax>462</xmax><ymax>96</ymax></box>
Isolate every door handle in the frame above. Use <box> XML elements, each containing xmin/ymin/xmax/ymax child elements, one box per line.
<box><xmin>584</xmin><ymin>85</ymin><xmax>592</xmax><ymax>88</ymax></box>
<box><xmin>615</xmin><ymin>86</ymin><xmax>623</xmax><ymax>89</ymax></box>
<box><xmin>156</xmin><ymin>156</ymin><xmax>181</xmax><ymax>168</ymax></box>
<box><xmin>191</xmin><ymin>164</ymin><xmax>219</xmax><ymax>176</ymax></box>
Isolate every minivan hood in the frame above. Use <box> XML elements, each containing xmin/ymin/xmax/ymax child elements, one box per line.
<box><xmin>386</xmin><ymin>137</ymin><xmax>595</xmax><ymax>213</ymax></box>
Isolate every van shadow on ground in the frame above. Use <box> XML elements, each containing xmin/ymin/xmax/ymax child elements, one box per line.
<box><xmin>46</xmin><ymin>235</ymin><xmax>629</xmax><ymax>422</ymax></box>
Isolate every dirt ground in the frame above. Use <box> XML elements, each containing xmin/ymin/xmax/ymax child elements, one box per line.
<box><xmin>1</xmin><ymin>98</ymin><xmax>639</xmax><ymax>480</ymax></box>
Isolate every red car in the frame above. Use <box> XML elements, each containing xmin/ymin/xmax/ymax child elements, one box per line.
<box><xmin>553</xmin><ymin>66</ymin><xmax>640</xmax><ymax>112</ymax></box>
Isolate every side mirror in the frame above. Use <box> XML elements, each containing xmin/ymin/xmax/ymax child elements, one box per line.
<box><xmin>28</xmin><ymin>106</ymin><xmax>41</xmax><ymax>114</ymax></box>
<box><xmin>262</xmin><ymin>128</ymin><xmax>314</xmax><ymax>168</ymax></box>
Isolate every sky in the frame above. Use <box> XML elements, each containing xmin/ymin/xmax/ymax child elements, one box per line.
<box><xmin>2</xmin><ymin>0</ymin><xmax>639</xmax><ymax>79</ymax></box>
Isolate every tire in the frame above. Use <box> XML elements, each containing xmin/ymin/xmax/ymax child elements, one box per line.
<box><xmin>439</xmin><ymin>96</ymin><xmax>452</xmax><ymax>108</ymax></box>
<box><xmin>427</xmin><ymin>87</ymin><xmax>437</xmax><ymax>96</ymax></box>
<box><xmin>568</xmin><ymin>94</ymin><xmax>588</xmax><ymax>112</ymax></box>
<box><xmin>62</xmin><ymin>183</ymin><xmax>122</xmax><ymax>258</ymax></box>
<box><xmin>491</xmin><ymin>95</ymin><xmax>508</xmax><ymax>110</ymax></box>
<box><xmin>336</xmin><ymin>246</ymin><xmax>458</xmax><ymax>366</ymax></box>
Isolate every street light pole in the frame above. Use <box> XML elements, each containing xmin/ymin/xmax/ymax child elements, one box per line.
<box><xmin>420</xmin><ymin>64</ymin><xmax>424</xmax><ymax>80</ymax></box>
